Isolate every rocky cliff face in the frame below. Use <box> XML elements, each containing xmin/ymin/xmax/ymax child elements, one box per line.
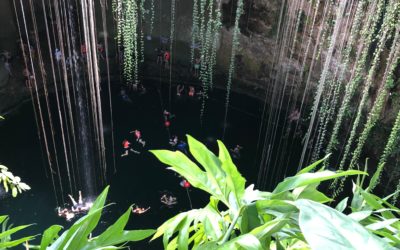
<box><xmin>0</xmin><ymin>0</ymin><xmax>318</xmax><ymax>113</ymax></box>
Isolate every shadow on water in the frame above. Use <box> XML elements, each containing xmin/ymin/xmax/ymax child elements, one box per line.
<box><xmin>0</xmin><ymin>80</ymin><xmax>263</xmax><ymax>249</ymax></box>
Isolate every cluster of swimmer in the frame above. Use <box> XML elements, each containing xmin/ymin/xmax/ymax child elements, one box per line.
<box><xmin>57</xmin><ymin>191</ymin><xmax>93</xmax><ymax>221</ymax></box>
<box><xmin>132</xmin><ymin>183</ymin><xmax>191</xmax><ymax>215</ymax></box>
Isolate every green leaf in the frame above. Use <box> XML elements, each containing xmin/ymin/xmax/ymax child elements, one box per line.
<box><xmin>217</xmin><ymin>140</ymin><xmax>246</xmax><ymax>203</ymax></box>
<box><xmin>49</xmin><ymin>187</ymin><xmax>110</xmax><ymax>249</ymax></box>
<box><xmin>88</xmin><ymin>230</ymin><xmax>155</xmax><ymax>248</ymax></box>
<box><xmin>0</xmin><ymin>235</ymin><xmax>35</xmax><ymax>248</ymax></box>
<box><xmin>218</xmin><ymin>234</ymin><xmax>263</xmax><ymax>250</ymax></box>
<box><xmin>348</xmin><ymin>211</ymin><xmax>372</xmax><ymax>222</ymax></box>
<box><xmin>297</xmin><ymin>155</ymin><xmax>330</xmax><ymax>175</ymax></box>
<box><xmin>335</xmin><ymin>197</ymin><xmax>349</xmax><ymax>213</ymax></box>
<box><xmin>39</xmin><ymin>225</ymin><xmax>63</xmax><ymax>250</ymax></box>
<box><xmin>250</xmin><ymin>218</ymin><xmax>288</xmax><ymax>241</ymax></box>
<box><xmin>186</xmin><ymin>136</ymin><xmax>228</xmax><ymax>205</ymax></box>
<box><xmin>295</xmin><ymin>199</ymin><xmax>393</xmax><ymax>250</ymax></box>
<box><xmin>294</xmin><ymin>184</ymin><xmax>332</xmax><ymax>203</ymax></box>
<box><xmin>0</xmin><ymin>224</ymin><xmax>33</xmax><ymax>239</ymax></box>
<box><xmin>366</xmin><ymin>218</ymin><xmax>399</xmax><ymax>231</ymax></box>
<box><xmin>273</xmin><ymin>170</ymin><xmax>366</xmax><ymax>195</ymax></box>
<box><xmin>150</xmin><ymin>150</ymin><xmax>209</xmax><ymax>193</ymax></box>
<box><xmin>89</xmin><ymin>207</ymin><xmax>131</xmax><ymax>245</ymax></box>
<box><xmin>240</xmin><ymin>204</ymin><xmax>261</xmax><ymax>233</ymax></box>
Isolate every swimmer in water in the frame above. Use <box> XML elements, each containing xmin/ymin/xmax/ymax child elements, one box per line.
<box><xmin>180</xmin><ymin>179</ymin><xmax>191</xmax><ymax>189</ymax></box>
<box><xmin>176</xmin><ymin>84</ymin><xmax>185</xmax><ymax>96</ymax></box>
<box><xmin>57</xmin><ymin>207</ymin><xmax>75</xmax><ymax>221</ymax></box>
<box><xmin>132</xmin><ymin>205</ymin><xmax>150</xmax><ymax>214</ymax></box>
<box><xmin>160</xmin><ymin>194</ymin><xmax>177</xmax><ymax>207</ymax></box>
<box><xmin>188</xmin><ymin>86</ymin><xmax>195</xmax><ymax>97</ymax></box>
<box><xmin>230</xmin><ymin>145</ymin><xmax>243</xmax><ymax>159</ymax></box>
<box><xmin>169</xmin><ymin>135</ymin><xmax>178</xmax><ymax>147</ymax></box>
<box><xmin>177</xmin><ymin>141</ymin><xmax>188</xmax><ymax>154</ymax></box>
<box><xmin>68</xmin><ymin>191</ymin><xmax>92</xmax><ymax>213</ymax></box>
<box><xmin>130</xmin><ymin>130</ymin><xmax>146</xmax><ymax>147</ymax></box>
<box><xmin>163</xmin><ymin>110</ymin><xmax>175</xmax><ymax>120</ymax></box>
<box><xmin>121</xmin><ymin>139</ymin><xmax>140</xmax><ymax>157</ymax></box>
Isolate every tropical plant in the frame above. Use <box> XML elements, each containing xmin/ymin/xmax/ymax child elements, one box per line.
<box><xmin>0</xmin><ymin>165</ymin><xmax>30</xmax><ymax>198</ymax></box>
<box><xmin>30</xmin><ymin>186</ymin><xmax>155</xmax><ymax>249</ymax></box>
<box><xmin>0</xmin><ymin>215</ymin><xmax>36</xmax><ymax>249</ymax></box>
<box><xmin>150</xmin><ymin>135</ymin><xmax>395</xmax><ymax>249</ymax></box>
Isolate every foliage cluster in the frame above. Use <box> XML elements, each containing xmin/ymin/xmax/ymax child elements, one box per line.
<box><xmin>150</xmin><ymin>136</ymin><xmax>399</xmax><ymax>249</ymax></box>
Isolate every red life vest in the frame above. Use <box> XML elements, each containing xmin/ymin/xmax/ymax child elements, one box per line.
<box><xmin>135</xmin><ymin>130</ymin><xmax>141</xmax><ymax>139</ymax></box>
<box><xmin>122</xmin><ymin>140</ymin><xmax>130</xmax><ymax>149</ymax></box>
<box><xmin>164</xmin><ymin>51</ymin><xmax>170</xmax><ymax>61</ymax></box>
<box><xmin>164</xmin><ymin>120</ymin><xmax>171</xmax><ymax>127</ymax></box>
<box><xmin>180</xmin><ymin>180</ymin><xmax>191</xmax><ymax>188</ymax></box>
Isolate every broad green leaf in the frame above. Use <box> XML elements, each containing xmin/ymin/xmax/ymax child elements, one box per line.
<box><xmin>186</xmin><ymin>136</ymin><xmax>227</xmax><ymax>204</ymax></box>
<box><xmin>150</xmin><ymin>150</ymin><xmax>209</xmax><ymax>193</ymax></box>
<box><xmin>273</xmin><ymin>170</ymin><xmax>366</xmax><ymax>195</ymax></box>
<box><xmin>295</xmin><ymin>199</ymin><xmax>393</xmax><ymax>250</ymax></box>
<box><xmin>240</xmin><ymin>204</ymin><xmax>261</xmax><ymax>233</ymax></box>
<box><xmin>177</xmin><ymin>216</ymin><xmax>192</xmax><ymax>250</ymax></box>
<box><xmin>217</xmin><ymin>140</ymin><xmax>246</xmax><ymax>206</ymax></box>
<box><xmin>40</xmin><ymin>225</ymin><xmax>63</xmax><ymax>250</ymax></box>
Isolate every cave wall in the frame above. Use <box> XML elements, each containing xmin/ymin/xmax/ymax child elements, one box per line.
<box><xmin>0</xmin><ymin>0</ymin><xmax>312</xmax><ymax>112</ymax></box>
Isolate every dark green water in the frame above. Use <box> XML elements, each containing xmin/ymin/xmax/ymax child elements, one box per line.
<box><xmin>0</xmin><ymin>82</ymin><xmax>262</xmax><ymax>249</ymax></box>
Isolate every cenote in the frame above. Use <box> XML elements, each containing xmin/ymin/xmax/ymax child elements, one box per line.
<box><xmin>1</xmin><ymin>0</ymin><xmax>400</xmax><ymax>249</ymax></box>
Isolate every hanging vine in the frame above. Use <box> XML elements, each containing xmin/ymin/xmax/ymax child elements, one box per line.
<box><xmin>149</xmin><ymin>0</ymin><xmax>155</xmax><ymax>36</ymax></box>
<box><xmin>113</xmin><ymin>0</ymin><xmax>140</xmax><ymax>85</ymax></box>
<box><xmin>208</xmin><ymin>1</ymin><xmax>222</xmax><ymax>89</ymax></box>
<box><xmin>332</xmin><ymin>1</ymin><xmax>397</xmax><ymax>196</ymax></box>
<box><xmin>351</xmin><ymin>31</ymin><xmax>400</xmax><ymax>193</ymax></box>
<box><xmin>223</xmin><ymin>0</ymin><xmax>244</xmax><ymax>137</ymax></box>
<box><xmin>139</xmin><ymin>0</ymin><xmax>145</xmax><ymax>63</ymax></box>
<box><xmin>325</xmin><ymin>0</ymin><xmax>385</xmax><ymax>173</ymax></box>
<box><xmin>190</xmin><ymin>0</ymin><xmax>199</xmax><ymax>65</ymax></box>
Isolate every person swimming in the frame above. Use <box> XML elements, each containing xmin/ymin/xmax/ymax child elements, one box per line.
<box><xmin>177</xmin><ymin>141</ymin><xmax>188</xmax><ymax>154</ymax></box>
<box><xmin>132</xmin><ymin>205</ymin><xmax>150</xmax><ymax>214</ymax></box>
<box><xmin>180</xmin><ymin>179</ymin><xmax>191</xmax><ymax>189</ymax></box>
<box><xmin>130</xmin><ymin>130</ymin><xmax>146</xmax><ymax>147</ymax></box>
<box><xmin>169</xmin><ymin>136</ymin><xmax>178</xmax><ymax>147</ymax></box>
<box><xmin>188</xmin><ymin>86</ymin><xmax>195</xmax><ymax>97</ymax></box>
<box><xmin>120</xmin><ymin>88</ymin><xmax>132</xmax><ymax>103</ymax></box>
<box><xmin>121</xmin><ymin>139</ymin><xmax>140</xmax><ymax>157</ymax></box>
<box><xmin>163</xmin><ymin>110</ymin><xmax>175</xmax><ymax>120</ymax></box>
<box><xmin>230</xmin><ymin>145</ymin><xmax>243</xmax><ymax>159</ymax></box>
<box><xmin>176</xmin><ymin>84</ymin><xmax>185</xmax><ymax>96</ymax></box>
<box><xmin>57</xmin><ymin>207</ymin><xmax>75</xmax><ymax>221</ymax></box>
<box><xmin>160</xmin><ymin>194</ymin><xmax>177</xmax><ymax>207</ymax></box>
<box><xmin>68</xmin><ymin>191</ymin><xmax>92</xmax><ymax>213</ymax></box>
